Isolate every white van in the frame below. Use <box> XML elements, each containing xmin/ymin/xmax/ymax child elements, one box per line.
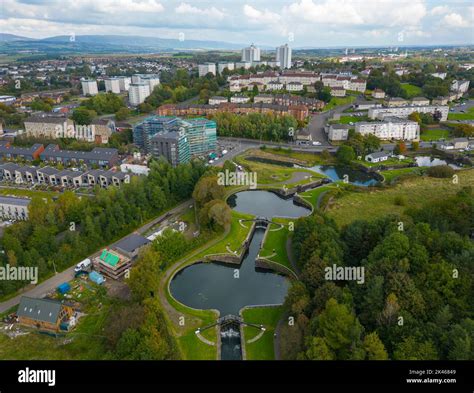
<box><xmin>74</xmin><ymin>258</ymin><xmax>91</xmax><ymax>273</ymax></box>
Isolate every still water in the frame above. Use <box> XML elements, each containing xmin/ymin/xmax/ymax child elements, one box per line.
<box><xmin>170</xmin><ymin>191</ymin><xmax>310</xmax><ymax>359</ymax></box>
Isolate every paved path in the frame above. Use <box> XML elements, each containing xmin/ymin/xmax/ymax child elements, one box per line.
<box><xmin>0</xmin><ymin>199</ymin><xmax>192</xmax><ymax>314</ymax></box>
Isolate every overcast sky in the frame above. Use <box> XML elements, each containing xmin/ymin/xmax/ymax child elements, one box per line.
<box><xmin>1</xmin><ymin>0</ymin><xmax>473</xmax><ymax>47</ymax></box>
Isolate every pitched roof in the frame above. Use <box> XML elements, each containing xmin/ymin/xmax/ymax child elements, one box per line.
<box><xmin>17</xmin><ymin>296</ymin><xmax>62</xmax><ymax>324</ymax></box>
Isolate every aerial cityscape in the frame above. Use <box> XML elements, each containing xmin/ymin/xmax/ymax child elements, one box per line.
<box><xmin>0</xmin><ymin>0</ymin><xmax>473</xmax><ymax>389</ymax></box>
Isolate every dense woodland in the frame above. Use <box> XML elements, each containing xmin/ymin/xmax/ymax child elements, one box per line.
<box><xmin>283</xmin><ymin>187</ymin><xmax>474</xmax><ymax>360</ymax></box>
<box><xmin>210</xmin><ymin>112</ymin><xmax>298</xmax><ymax>142</ymax></box>
<box><xmin>0</xmin><ymin>159</ymin><xmax>208</xmax><ymax>298</ymax></box>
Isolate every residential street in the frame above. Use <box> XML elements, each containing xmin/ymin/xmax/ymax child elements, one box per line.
<box><xmin>0</xmin><ymin>199</ymin><xmax>192</xmax><ymax>314</ymax></box>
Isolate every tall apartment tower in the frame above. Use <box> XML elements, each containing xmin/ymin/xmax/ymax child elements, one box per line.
<box><xmin>80</xmin><ymin>78</ymin><xmax>99</xmax><ymax>96</ymax></box>
<box><xmin>128</xmin><ymin>83</ymin><xmax>151</xmax><ymax>106</ymax></box>
<box><xmin>276</xmin><ymin>44</ymin><xmax>292</xmax><ymax>69</ymax></box>
<box><xmin>104</xmin><ymin>77</ymin><xmax>121</xmax><ymax>94</ymax></box>
<box><xmin>242</xmin><ymin>44</ymin><xmax>260</xmax><ymax>62</ymax></box>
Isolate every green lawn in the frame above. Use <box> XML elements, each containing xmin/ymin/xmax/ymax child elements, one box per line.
<box><xmin>447</xmin><ymin>107</ymin><xmax>474</xmax><ymax>121</ymax></box>
<box><xmin>192</xmin><ymin>210</ymin><xmax>254</xmax><ymax>258</ymax></box>
<box><xmin>380</xmin><ymin>167</ymin><xmax>424</xmax><ymax>183</ymax></box>
<box><xmin>259</xmin><ymin>218</ymin><xmax>293</xmax><ymax>271</ymax></box>
<box><xmin>299</xmin><ymin>185</ymin><xmax>336</xmax><ymax>209</ymax></box>
<box><xmin>420</xmin><ymin>128</ymin><xmax>450</xmax><ymax>141</ymax></box>
<box><xmin>401</xmin><ymin>83</ymin><xmax>423</xmax><ymax>98</ymax></box>
<box><xmin>327</xmin><ymin>169</ymin><xmax>474</xmax><ymax>227</ymax></box>
<box><xmin>242</xmin><ymin>306</ymin><xmax>285</xmax><ymax>360</ymax></box>
<box><xmin>325</xmin><ymin>96</ymin><xmax>356</xmax><ymax>111</ymax></box>
<box><xmin>356</xmin><ymin>157</ymin><xmax>414</xmax><ymax>168</ymax></box>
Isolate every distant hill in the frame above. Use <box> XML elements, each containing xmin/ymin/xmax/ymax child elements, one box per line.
<box><xmin>38</xmin><ymin>34</ymin><xmax>243</xmax><ymax>50</ymax></box>
<box><xmin>0</xmin><ymin>34</ymin><xmax>35</xmax><ymax>42</ymax></box>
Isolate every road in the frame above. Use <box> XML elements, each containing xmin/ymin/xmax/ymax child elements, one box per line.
<box><xmin>307</xmin><ymin>103</ymin><xmax>355</xmax><ymax>144</ymax></box>
<box><xmin>0</xmin><ymin>199</ymin><xmax>192</xmax><ymax>314</ymax></box>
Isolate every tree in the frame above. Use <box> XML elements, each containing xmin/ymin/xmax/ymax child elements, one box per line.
<box><xmin>199</xmin><ymin>199</ymin><xmax>231</xmax><ymax>230</ymax></box>
<box><xmin>393</xmin><ymin>336</ymin><xmax>438</xmax><ymax>360</ymax></box>
<box><xmin>336</xmin><ymin>145</ymin><xmax>356</xmax><ymax>165</ymax></box>
<box><xmin>411</xmin><ymin>141</ymin><xmax>419</xmax><ymax>151</ymax></box>
<box><xmin>127</xmin><ymin>248</ymin><xmax>161</xmax><ymax>302</ymax></box>
<box><xmin>408</xmin><ymin>112</ymin><xmax>422</xmax><ymax>125</ymax></box>
<box><xmin>393</xmin><ymin>141</ymin><xmax>407</xmax><ymax>155</ymax></box>
<box><xmin>72</xmin><ymin>107</ymin><xmax>97</xmax><ymax>125</ymax></box>
<box><xmin>315</xmin><ymin>298</ymin><xmax>363</xmax><ymax>359</ymax></box>
<box><xmin>115</xmin><ymin>107</ymin><xmax>130</xmax><ymax>121</ymax></box>
<box><xmin>192</xmin><ymin>175</ymin><xmax>225</xmax><ymax>206</ymax></box>
<box><xmin>363</xmin><ymin>332</ymin><xmax>389</xmax><ymax>360</ymax></box>
<box><xmin>304</xmin><ymin>337</ymin><xmax>335</xmax><ymax>360</ymax></box>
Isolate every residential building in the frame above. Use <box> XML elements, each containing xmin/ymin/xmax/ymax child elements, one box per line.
<box><xmin>368</xmin><ymin>105</ymin><xmax>449</xmax><ymax>122</ymax></box>
<box><xmin>355</xmin><ymin>117</ymin><xmax>420</xmax><ymax>140</ymax></box>
<box><xmin>432</xmin><ymin>96</ymin><xmax>449</xmax><ymax>105</ymax></box>
<box><xmin>118</xmin><ymin>76</ymin><xmax>131</xmax><ymax>91</ymax></box>
<box><xmin>385</xmin><ymin>97</ymin><xmax>408</xmax><ymax>107</ymax></box>
<box><xmin>235</xmin><ymin>61</ymin><xmax>251</xmax><ymax>70</ymax></box>
<box><xmin>365</xmin><ymin>151</ymin><xmax>391</xmax><ymax>163</ymax></box>
<box><xmin>104</xmin><ymin>77</ymin><xmax>121</xmax><ymax>94</ymax></box>
<box><xmin>40</xmin><ymin>144</ymin><xmax>119</xmax><ymax>168</ymax></box>
<box><xmin>0</xmin><ymin>141</ymin><xmax>44</xmax><ymax>161</ymax></box>
<box><xmin>209</xmin><ymin>96</ymin><xmax>228</xmax><ymax>105</ymax></box>
<box><xmin>431</xmin><ymin>72</ymin><xmax>447</xmax><ymax>80</ymax></box>
<box><xmin>267</xmin><ymin>80</ymin><xmax>284</xmax><ymax>90</ymax></box>
<box><xmin>93</xmin><ymin>249</ymin><xmax>131</xmax><ymax>280</ymax></box>
<box><xmin>128</xmin><ymin>82</ymin><xmax>150</xmax><ymax>106</ymax></box>
<box><xmin>151</xmin><ymin>129</ymin><xmax>191</xmax><ymax>166</ymax></box>
<box><xmin>276</xmin><ymin>44</ymin><xmax>292</xmax><ymax>69</ymax></box>
<box><xmin>242</xmin><ymin>44</ymin><xmax>260</xmax><ymax>62</ymax></box>
<box><xmin>354</xmin><ymin>101</ymin><xmax>382</xmax><ymax>110</ymax></box>
<box><xmin>254</xmin><ymin>94</ymin><xmax>274</xmax><ymax>104</ymax></box>
<box><xmin>453</xmin><ymin>138</ymin><xmax>469</xmax><ymax>150</ymax></box>
<box><xmin>217</xmin><ymin>62</ymin><xmax>235</xmax><ymax>74</ymax></box>
<box><xmin>140</xmin><ymin>75</ymin><xmax>160</xmax><ymax>92</ymax></box>
<box><xmin>331</xmin><ymin>87</ymin><xmax>346</xmax><ymax>97</ymax></box>
<box><xmin>133</xmin><ymin>116</ymin><xmax>181</xmax><ymax>152</ymax></box>
<box><xmin>286</xmin><ymin>82</ymin><xmax>304</xmax><ymax>92</ymax></box>
<box><xmin>230</xmin><ymin>94</ymin><xmax>250</xmax><ymax>104</ymax></box>
<box><xmin>80</xmin><ymin>78</ymin><xmax>98</xmax><ymax>96</ymax></box>
<box><xmin>0</xmin><ymin>95</ymin><xmax>16</xmax><ymax>105</ymax></box>
<box><xmin>114</xmin><ymin>234</ymin><xmax>151</xmax><ymax>259</ymax></box>
<box><xmin>180</xmin><ymin>118</ymin><xmax>217</xmax><ymax>157</ymax></box>
<box><xmin>24</xmin><ymin>116</ymin><xmax>75</xmax><ymax>139</ymax></box>
<box><xmin>451</xmin><ymin>80</ymin><xmax>470</xmax><ymax>94</ymax></box>
<box><xmin>372</xmin><ymin>89</ymin><xmax>386</xmax><ymax>99</ymax></box>
<box><xmin>411</xmin><ymin>97</ymin><xmax>430</xmax><ymax>106</ymax></box>
<box><xmin>17</xmin><ymin>297</ymin><xmax>74</xmax><ymax>332</ymax></box>
<box><xmin>0</xmin><ymin>195</ymin><xmax>30</xmax><ymax>220</ymax></box>
<box><xmin>198</xmin><ymin>63</ymin><xmax>216</xmax><ymax>77</ymax></box>
<box><xmin>328</xmin><ymin>124</ymin><xmax>351</xmax><ymax>141</ymax></box>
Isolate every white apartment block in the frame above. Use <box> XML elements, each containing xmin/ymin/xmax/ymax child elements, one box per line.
<box><xmin>372</xmin><ymin>89</ymin><xmax>386</xmax><ymax>99</ymax></box>
<box><xmin>209</xmin><ymin>96</ymin><xmax>228</xmax><ymax>105</ymax></box>
<box><xmin>286</xmin><ymin>82</ymin><xmax>303</xmax><ymax>92</ymax></box>
<box><xmin>0</xmin><ymin>196</ymin><xmax>30</xmax><ymax>220</ymax></box>
<box><xmin>230</xmin><ymin>95</ymin><xmax>250</xmax><ymax>104</ymax></box>
<box><xmin>81</xmin><ymin>78</ymin><xmax>98</xmax><ymax>96</ymax></box>
<box><xmin>276</xmin><ymin>44</ymin><xmax>292</xmax><ymax>69</ymax></box>
<box><xmin>328</xmin><ymin>124</ymin><xmax>351</xmax><ymax>141</ymax></box>
<box><xmin>331</xmin><ymin>87</ymin><xmax>346</xmax><ymax>97</ymax></box>
<box><xmin>118</xmin><ymin>76</ymin><xmax>131</xmax><ymax>91</ymax></box>
<box><xmin>242</xmin><ymin>45</ymin><xmax>260</xmax><ymax>62</ymax></box>
<box><xmin>355</xmin><ymin>118</ymin><xmax>420</xmax><ymax>141</ymax></box>
<box><xmin>141</xmin><ymin>75</ymin><xmax>160</xmax><ymax>92</ymax></box>
<box><xmin>104</xmin><ymin>77</ymin><xmax>121</xmax><ymax>94</ymax></box>
<box><xmin>368</xmin><ymin>105</ymin><xmax>449</xmax><ymax>122</ymax></box>
<box><xmin>411</xmin><ymin>97</ymin><xmax>430</xmax><ymax>106</ymax></box>
<box><xmin>217</xmin><ymin>62</ymin><xmax>235</xmax><ymax>74</ymax></box>
<box><xmin>198</xmin><ymin>63</ymin><xmax>216</xmax><ymax>77</ymax></box>
<box><xmin>267</xmin><ymin>80</ymin><xmax>284</xmax><ymax>90</ymax></box>
<box><xmin>451</xmin><ymin>80</ymin><xmax>470</xmax><ymax>94</ymax></box>
<box><xmin>322</xmin><ymin>74</ymin><xmax>366</xmax><ymax>92</ymax></box>
<box><xmin>128</xmin><ymin>83</ymin><xmax>151</xmax><ymax>106</ymax></box>
<box><xmin>235</xmin><ymin>61</ymin><xmax>252</xmax><ymax>70</ymax></box>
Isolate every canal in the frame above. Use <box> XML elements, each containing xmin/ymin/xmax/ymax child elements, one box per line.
<box><xmin>170</xmin><ymin>190</ymin><xmax>310</xmax><ymax>360</ymax></box>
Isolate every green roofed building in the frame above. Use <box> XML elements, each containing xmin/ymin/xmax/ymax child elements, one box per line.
<box><xmin>93</xmin><ymin>248</ymin><xmax>131</xmax><ymax>280</ymax></box>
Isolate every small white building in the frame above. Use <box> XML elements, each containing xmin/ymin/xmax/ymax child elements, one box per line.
<box><xmin>209</xmin><ymin>96</ymin><xmax>228</xmax><ymax>105</ymax></box>
<box><xmin>365</xmin><ymin>151</ymin><xmax>391</xmax><ymax>163</ymax></box>
<box><xmin>355</xmin><ymin>117</ymin><xmax>420</xmax><ymax>141</ymax></box>
<box><xmin>328</xmin><ymin>124</ymin><xmax>351</xmax><ymax>141</ymax></box>
<box><xmin>230</xmin><ymin>94</ymin><xmax>250</xmax><ymax>104</ymax></box>
<box><xmin>372</xmin><ymin>89</ymin><xmax>386</xmax><ymax>99</ymax></box>
<box><xmin>286</xmin><ymin>82</ymin><xmax>304</xmax><ymax>92</ymax></box>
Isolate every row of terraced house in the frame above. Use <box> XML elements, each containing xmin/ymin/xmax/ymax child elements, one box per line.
<box><xmin>0</xmin><ymin>141</ymin><xmax>119</xmax><ymax>168</ymax></box>
<box><xmin>0</xmin><ymin>163</ymin><xmax>132</xmax><ymax>188</ymax></box>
